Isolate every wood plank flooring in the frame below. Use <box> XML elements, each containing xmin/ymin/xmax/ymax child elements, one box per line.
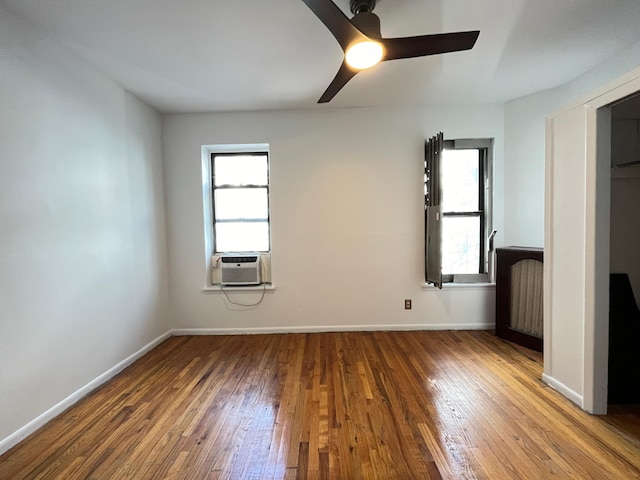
<box><xmin>1</xmin><ymin>330</ymin><xmax>639</xmax><ymax>479</ymax></box>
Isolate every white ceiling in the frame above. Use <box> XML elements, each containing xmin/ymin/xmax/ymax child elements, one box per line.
<box><xmin>3</xmin><ymin>0</ymin><xmax>640</xmax><ymax>114</ymax></box>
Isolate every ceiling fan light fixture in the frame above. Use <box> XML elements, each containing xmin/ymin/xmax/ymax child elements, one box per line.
<box><xmin>345</xmin><ymin>40</ymin><xmax>384</xmax><ymax>70</ymax></box>
<box><xmin>300</xmin><ymin>0</ymin><xmax>479</xmax><ymax>102</ymax></box>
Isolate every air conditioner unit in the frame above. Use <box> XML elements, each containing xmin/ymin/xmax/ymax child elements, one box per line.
<box><xmin>220</xmin><ymin>254</ymin><xmax>262</xmax><ymax>286</ymax></box>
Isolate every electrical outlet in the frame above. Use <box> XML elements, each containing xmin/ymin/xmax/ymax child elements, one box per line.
<box><xmin>404</xmin><ymin>299</ymin><xmax>412</xmax><ymax>310</ymax></box>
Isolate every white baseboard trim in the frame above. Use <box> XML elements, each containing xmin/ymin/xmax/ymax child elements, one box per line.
<box><xmin>0</xmin><ymin>330</ymin><xmax>172</xmax><ymax>456</ymax></box>
<box><xmin>1</xmin><ymin>324</ymin><xmax>494</xmax><ymax>455</ymax></box>
<box><xmin>171</xmin><ymin>323</ymin><xmax>494</xmax><ymax>336</ymax></box>
<box><xmin>542</xmin><ymin>373</ymin><xmax>584</xmax><ymax>408</ymax></box>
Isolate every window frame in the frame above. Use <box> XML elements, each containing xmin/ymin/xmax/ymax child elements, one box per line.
<box><xmin>425</xmin><ymin>138</ymin><xmax>493</xmax><ymax>285</ymax></box>
<box><xmin>441</xmin><ymin>139</ymin><xmax>491</xmax><ymax>280</ymax></box>
<box><xmin>201</xmin><ymin>144</ymin><xmax>272</xmax><ymax>290</ymax></box>
<box><xmin>211</xmin><ymin>152</ymin><xmax>271</xmax><ymax>254</ymax></box>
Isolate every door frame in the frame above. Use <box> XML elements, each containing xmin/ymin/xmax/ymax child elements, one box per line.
<box><xmin>545</xmin><ymin>67</ymin><xmax>640</xmax><ymax>414</ymax></box>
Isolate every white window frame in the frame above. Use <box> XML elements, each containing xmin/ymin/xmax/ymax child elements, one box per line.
<box><xmin>201</xmin><ymin>144</ymin><xmax>274</xmax><ymax>290</ymax></box>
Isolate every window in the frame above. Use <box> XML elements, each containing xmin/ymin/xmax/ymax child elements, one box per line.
<box><xmin>211</xmin><ymin>152</ymin><xmax>270</xmax><ymax>253</ymax></box>
<box><xmin>425</xmin><ymin>136</ymin><xmax>493</xmax><ymax>287</ymax></box>
<box><xmin>201</xmin><ymin>144</ymin><xmax>273</xmax><ymax>290</ymax></box>
<box><xmin>441</xmin><ymin>145</ymin><xmax>487</xmax><ymax>275</ymax></box>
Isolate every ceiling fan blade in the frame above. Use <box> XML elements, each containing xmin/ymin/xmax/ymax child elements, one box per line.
<box><xmin>301</xmin><ymin>0</ymin><xmax>369</xmax><ymax>51</ymax></box>
<box><xmin>318</xmin><ymin>62</ymin><xmax>358</xmax><ymax>103</ymax></box>
<box><xmin>382</xmin><ymin>31</ymin><xmax>480</xmax><ymax>61</ymax></box>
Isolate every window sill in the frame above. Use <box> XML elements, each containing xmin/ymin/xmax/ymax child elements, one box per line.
<box><xmin>202</xmin><ymin>284</ymin><xmax>276</xmax><ymax>293</ymax></box>
<box><xmin>421</xmin><ymin>282</ymin><xmax>495</xmax><ymax>291</ymax></box>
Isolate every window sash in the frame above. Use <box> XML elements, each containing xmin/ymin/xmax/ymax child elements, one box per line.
<box><xmin>214</xmin><ymin>221</ymin><xmax>270</xmax><ymax>253</ymax></box>
<box><xmin>211</xmin><ymin>153</ymin><xmax>270</xmax><ymax>253</ymax></box>
<box><xmin>441</xmin><ymin>145</ymin><xmax>487</xmax><ymax>275</ymax></box>
<box><xmin>214</xmin><ymin>188</ymin><xmax>269</xmax><ymax>221</ymax></box>
<box><xmin>213</xmin><ymin>153</ymin><xmax>268</xmax><ymax>186</ymax></box>
<box><xmin>441</xmin><ymin>149</ymin><xmax>480</xmax><ymax>212</ymax></box>
<box><xmin>441</xmin><ymin>213</ymin><xmax>484</xmax><ymax>274</ymax></box>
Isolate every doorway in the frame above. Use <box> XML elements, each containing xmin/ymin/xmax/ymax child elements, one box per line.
<box><xmin>607</xmin><ymin>94</ymin><xmax>640</xmax><ymax>405</ymax></box>
<box><xmin>545</xmin><ymin>68</ymin><xmax>640</xmax><ymax>415</ymax></box>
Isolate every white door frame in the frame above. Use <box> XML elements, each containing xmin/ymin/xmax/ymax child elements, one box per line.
<box><xmin>546</xmin><ymin>67</ymin><xmax>640</xmax><ymax>414</ymax></box>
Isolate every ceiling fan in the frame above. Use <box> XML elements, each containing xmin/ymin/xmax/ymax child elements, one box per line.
<box><xmin>301</xmin><ymin>0</ymin><xmax>480</xmax><ymax>103</ymax></box>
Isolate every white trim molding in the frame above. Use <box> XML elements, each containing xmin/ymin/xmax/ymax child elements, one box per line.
<box><xmin>0</xmin><ymin>331</ymin><xmax>171</xmax><ymax>456</ymax></box>
<box><xmin>421</xmin><ymin>282</ymin><xmax>495</xmax><ymax>291</ymax></box>
<box><xmin>171</xmin><ymin>324</ymin><xmax>494</xmax><ymax>336</ymax></box>
<box><xmin>542</xmin><ymin>373</ymin><xmax>584</xmax><ymax>408</ymax></box>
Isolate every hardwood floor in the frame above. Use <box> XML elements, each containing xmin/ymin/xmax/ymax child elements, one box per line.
<box><xmin>1</xmin><ymin>330</ymin><xmax>639</xmax><ymax>479</ymax></box>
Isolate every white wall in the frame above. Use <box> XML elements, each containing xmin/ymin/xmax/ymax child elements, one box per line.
<box><xmin>0</xmin><ymin>9</ymin><xmax>170</xmax><ymax>448</ymax></box>
<box><xmin>503</xmin><ymin>90</ymin><xmax>566</xmax><ymax>247</ymax></box>
<box><xmin>503</xmin><ymin>38</ymin><xmax>640</xmax><ymax>247</ymax></box>
<box><xmin>163</xmin><ymin>106</ymin><xmax>504</xmax><ymax>332</ymax></box>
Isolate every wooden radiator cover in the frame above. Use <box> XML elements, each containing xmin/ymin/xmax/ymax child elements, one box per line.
<box><xmin>495</xmin><ymin>247</ymin><xmax>544</xmax><ymax>351</ymax></box>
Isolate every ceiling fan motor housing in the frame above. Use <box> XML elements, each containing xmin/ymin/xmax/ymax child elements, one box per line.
<box><xmin>351</xmin><ymin>11</ymin><xmax>382</xmax><ymax>38</ymax></box>
<box><xmin>350</xmin><ymin>0</ymin><xmax>376</xmax><ymax>15</ymax></box>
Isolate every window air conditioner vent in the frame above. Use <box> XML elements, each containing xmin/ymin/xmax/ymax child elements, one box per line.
<box><xmin>220</xmin><ymin>254</ymin><xmax>261</xmax><ymax>286</ymax></box>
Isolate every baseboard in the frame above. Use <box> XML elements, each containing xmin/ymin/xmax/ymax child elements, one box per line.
<box><xmin>542</xmin><ymin>373</ymin><xmax>584</xmax><ymax>408</ymax></box>
<box><xmin>171</xmin><ymin>323</ymin><xmax>494</xmax><ymax>336</ymax></box>
<box><xmin>1</xmin><ymin>324</ymin><xmax>493</xmax><ymax>455</ymax></box>
<box><xmin>0</xmin><ymin>330</ymin><xmax>172</xmax><ymax>456</ymax></box>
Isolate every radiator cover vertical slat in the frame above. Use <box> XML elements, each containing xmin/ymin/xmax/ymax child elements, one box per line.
<box><xmin>510</xmin><ymin>259</ymin><xmax>544</xmax><ymax>338</ymax></box>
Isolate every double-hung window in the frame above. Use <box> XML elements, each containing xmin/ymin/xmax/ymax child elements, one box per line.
<box><xmin>441</xmin><ymin>143</ymin><xmax>488</xmax><ymax>276</ymax></box>
<box><xmin>425</xmin><ymin>136</ymin><xmax>493</xmax><ymax>286</ymax></box>
<box><xmin>212</xmin><ymin>152</ymin><xmax>270</xmax><ymax>253</ymax></box>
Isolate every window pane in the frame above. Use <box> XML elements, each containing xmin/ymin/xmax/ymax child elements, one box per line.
<box><xmin>441</xmin><ymin>149</ymin><xmax>479</xmax><ymax>212</ymax></box>
<box><xmin>214</xmin><ymin>154</ymin><xmax>268</xmax><ymax>186</ymax></box>
<box><xmin>442</xmin><ymin>216</ymin><xmax>480</xmax><ymax>274</ymax></box>
<box><xmin>215</xmin><ymin>221</ymin><xmax>269</xmax><ymax>252</ymax></box>
<box><xmin>214</xmin><ymin>188</ymin><xmax>268</xmax><ymax>220</ymax></box>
